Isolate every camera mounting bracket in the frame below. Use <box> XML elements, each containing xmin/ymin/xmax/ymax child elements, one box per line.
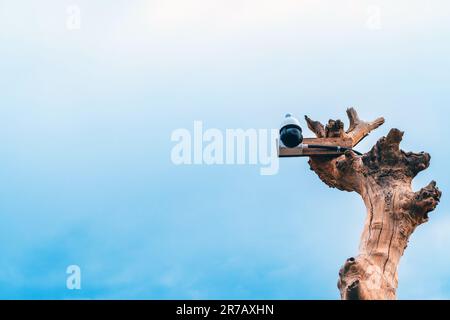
<box><xmin>278</xmin><ymin>137</ymin><xmax>354</xmax><ymax>157</ymax></box>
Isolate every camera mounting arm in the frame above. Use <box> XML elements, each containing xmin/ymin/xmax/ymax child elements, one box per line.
<box><xmin>279</xmin><ymin>137</ymin><xmax>356</xmax><ymax>157</ymax></box>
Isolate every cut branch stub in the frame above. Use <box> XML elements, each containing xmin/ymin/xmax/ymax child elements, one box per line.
<box><xmin>305</xmin><ymin>115</ymin><xmax>325</xmax><ymax>138</ymax></box>
<box><xmin>346</xmin><ymin>108</ymin><xmax>360</xmax><ymax>133</ymax></box>
<box><xmin>302</xmin><ymin>108</ymin><xmax>441</xmax><ymax>300</ymax></box>
<box><xmin>408</xmin><ymin>181</ymin><xmax>442</xmax><ymax>223</ymax></box>
<box><xmin>325</xmin><ymin>119</ymin><xmax>345</xmax><ymax>138</ymax></box>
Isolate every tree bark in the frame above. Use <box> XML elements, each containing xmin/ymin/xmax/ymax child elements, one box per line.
<box><xmin>305</xmin><ymin>108</ymin><xmax>442</xmax><ymax>300</ymax></box>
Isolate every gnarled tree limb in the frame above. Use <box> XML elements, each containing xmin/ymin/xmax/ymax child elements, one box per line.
<box><xmin>304</xmin><ymin>108</ymin><xmax>441</xmax><ymax>300</ymax></box>
<box><xmin>305</xmin><ymin>108</ymin><xmax>384</xmax><ymax>146</ymax></box>
<box><xmin>346</xmin><ymin>107</ymin><xmax>385</xmax><ymax>146</ymax></box>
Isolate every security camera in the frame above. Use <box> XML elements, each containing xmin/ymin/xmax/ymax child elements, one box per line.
<box><xmin>279</xmin><ymin>113</ymin><xmax>303</xmax><ymax>148</ymax></box>
<box><xmin>278</xmin><ymin>113</ymin><xmax>363</xmax><ymax>157</ymax></box>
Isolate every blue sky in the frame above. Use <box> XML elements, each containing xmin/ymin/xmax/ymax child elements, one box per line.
<box><xmin>0</xmin><ymin>0</ymin><xmax>450</xmax><ymax>299</ymax></box>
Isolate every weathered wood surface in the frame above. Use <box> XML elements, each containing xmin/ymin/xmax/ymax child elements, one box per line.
<box><xmin>305</xmin><ymin>108</ymin><xmax>385</xmax><ymax>147</ymax></box>
<box><xmin>305</xmin><ymin>108</ymin><xmax>441</xmax><ymax>300</ymax></box>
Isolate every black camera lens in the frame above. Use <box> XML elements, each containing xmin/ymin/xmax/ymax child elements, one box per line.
<box><xmin>280</xmin><ymin>125</ymin><xmax>303</xmax><ymax>148</ymax></box>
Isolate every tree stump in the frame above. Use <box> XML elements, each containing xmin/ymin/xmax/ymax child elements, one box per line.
<box><xmin>305</xmin><ymin>108</ymin><xmax>442</xmax><ymax>300</ymax></box>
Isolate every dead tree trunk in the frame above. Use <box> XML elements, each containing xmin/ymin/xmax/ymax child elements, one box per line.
<box><xmin>305</xmin><ymin>108</ymin><xmax>441</xmax><ymax>300</ymax></box>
